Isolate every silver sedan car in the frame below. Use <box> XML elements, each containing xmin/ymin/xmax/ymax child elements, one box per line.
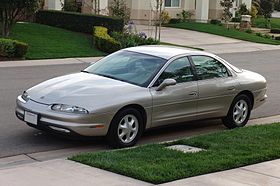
<box><xmin>16</xmin><ymin>46</ymin><xmax>267</xmax><ymax>148</ymax></box>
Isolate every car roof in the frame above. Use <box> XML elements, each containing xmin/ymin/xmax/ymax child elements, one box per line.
<box><xmin>124</xmin><ymin>45</ymin><xmax>213</xmax><ymax>60</ymax></box>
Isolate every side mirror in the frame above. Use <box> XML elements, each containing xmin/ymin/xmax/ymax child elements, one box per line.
<box><xmin>156</xmin><ymin>79</ymin><xmax>177</xmax><ymax>91</ymax></box>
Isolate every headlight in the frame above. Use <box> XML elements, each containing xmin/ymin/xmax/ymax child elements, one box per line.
<box><xmin>22</xmin><ymin>91</ymin><xmax>30</xmax><ymax>102</ymax></box>
<box><xmin>51</xmin><ymin>104</ymin><xmax>89</xmax><ymax>114</ymax></box>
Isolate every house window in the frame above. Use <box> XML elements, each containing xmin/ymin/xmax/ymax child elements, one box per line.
<box><xmin>165</xmin><ymin>0</ymin><xmax>180</xmax><ymax>8</ymax></box>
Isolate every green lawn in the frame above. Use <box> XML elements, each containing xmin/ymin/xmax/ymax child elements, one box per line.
<box><xmin>253</xmin><ymin>17</ymin><xmax>280</xmax><ymax>29</ymax></box>
<box><xmin>167</xmin><ymin>22</ymin><xmax>280</xmax><ymax>45</ymax></box>
<box><xmin>9</xmin><ymin>22</ymin><xmax>105</xmax><ymax>59</ymax></box>
<box><xmin>70</xmin><ymin>123</ymin><xmax>280</xmax><ymax>184</ymax></box>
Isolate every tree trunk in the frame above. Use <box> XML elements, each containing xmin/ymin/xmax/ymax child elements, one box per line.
<box><xmin>155</xmin><ymin>0</ymin><xmax>159</xmax><ymax>41</ymax></box>
<box><xmin>158</xmin><ymin>0</ymin><xmax>162</xmax><ymax>42</ymax></box>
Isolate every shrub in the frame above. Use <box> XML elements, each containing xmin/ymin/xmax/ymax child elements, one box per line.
<box><xmin>271</xmin><ymin>28</ymin><xmax>280</xmax><ymax>34</ymax></box>
<box><xmin>111</xmin><ymin>31</ymin><xmax>159</xmax><ymax>49</ymax></box>
<box><xmin>93</xmin><ymin>26</ymin><xmax>121</xmax><ymax>53</ymax></box>
<box><xmin>161</xmin><ymin>10</ymin><xmax>171</xmax><ymax>24</ymax></box>
<box><xmin>245</xmin><ymin>29</ymin><xmax>253</xmax><ymax>34</ymax></box>
<box><xmin>231</xmin><ymin>17</ymin><xmax>241</xmax><ymax>22</ymax></box>
<box><xmin>176</xmin><ymin>10</ymin><xmax>195</xmax><ymax>22</ymax></box>
<box><xmin>63</xmin><ymin>0</ymin><xmax>81</xmax><ymax>12</ymax></box>
<box><xmin>0</xmin><ymin>38</ymin><xmax>28</xmax><ymax>58</ymax></box>
<box><xmin>256</xmin><ymin>32</ymin><xmax>262</xmax><ymax>37</ymax></box>
<box><xmin>169</xmin><ymin>18</ymin><xmax>181</xmax><ymax>24</ymax></box>
<box><xmin>36</xmin><ymin>10</ymin><xmax>124</xmax><ymax>34</ymax></box>
<box><xmin>210</xmin><ymin>19</ymin><xmax>222</xmax><ymax>25</ymax></box>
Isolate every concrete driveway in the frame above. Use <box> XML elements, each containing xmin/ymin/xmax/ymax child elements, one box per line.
<box><xmin>137</xmin><ymin>25</ymin><xmax>280</xmax><ymax>54</ymax></box>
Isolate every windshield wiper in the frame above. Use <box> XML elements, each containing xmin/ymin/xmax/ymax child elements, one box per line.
<box><xmin>81</xmin><ymin>70</ymin><xmax>90</xmax><ymax>74</ymax></box>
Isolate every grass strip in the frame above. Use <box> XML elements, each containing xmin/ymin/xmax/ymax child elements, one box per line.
<box><xmin>167</xmin><ymin>22</ymin><xmax>280</xmax><ymax>45</ymax></box>
<box><xmin>70</xmin><ymin>123</ymin><xmax>280</xmax><ymax>184</ymax></box>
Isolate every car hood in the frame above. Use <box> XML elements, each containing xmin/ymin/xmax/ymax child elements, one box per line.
<box><xmin>27</xmin><ymin>72</ymin><xmax>145</xmax><ymax>109</ymax></box>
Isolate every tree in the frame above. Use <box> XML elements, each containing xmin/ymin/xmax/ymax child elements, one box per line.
<box><xmin>260</xmin><ymin>0</ymin><xmax>274</xmax><ymax>18</ymax></box>
<box><xmin>109</xmin><ymin>0</ymin><xmax>130</xmax><ymax>24</ymax></box>
<box><xmin>260</xmin><ymin>0</ymin><xmax>274</xmax><ymax>28</ymax></box>
<box><xmin>0</xmin><ymin>0</ymin><xmax>39</xmax><ymax>37</ymax></box>
<box><xmin>275</xmin><ymin>0</ymin><xmax>280</xmax><ymax>11</ymax></box>
<box><xmin>220</xmin><ymin>0</ymin><xmax>234</xmax><ymax>29</ymax></box>
<box><xmin>154</xmin><ymin>0</ymin><xmax>163</xmax><ymax>41</ymax></box>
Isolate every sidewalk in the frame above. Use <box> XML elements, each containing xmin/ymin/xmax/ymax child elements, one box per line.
<box><xmin>137</xmin><ymin>25</ymin><xmax>280</xmax><ymax>54</ymax></box>
<box><xmin>0</xmin><ymin>157</ymin><xmax>280</xmax><ymax>186</ymax></box>
<box><xmin>0</xmin><ymin>115</ymin><xmax>280</xmax><ymax>186</ymax></box>
<box><xmin>161</xmin><ymin>159</ymin><xmax>280</xmax><ymax>186</ymax></box>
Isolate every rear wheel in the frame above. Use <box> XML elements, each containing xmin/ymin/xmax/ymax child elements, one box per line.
<box><xmin>106</xmin><ymin>108</ymin><xmax>143</xmax><ymax>148</ymax></box>
<box><xmin>222</xmin><ymin>94</ymin><xmax>252</xmax><ymax>129</ymax></box>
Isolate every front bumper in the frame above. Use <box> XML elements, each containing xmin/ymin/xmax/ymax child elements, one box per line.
<box><xmin>15</xmin><ymin>95</ymin><xmax>113</xmax><ymax>137</ymax></box>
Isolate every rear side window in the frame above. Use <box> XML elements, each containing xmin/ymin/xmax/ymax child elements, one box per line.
<box><xmin>191</xmin><ymin>55</ymin><xmax>230</xmax><ymax>80</ymax></box>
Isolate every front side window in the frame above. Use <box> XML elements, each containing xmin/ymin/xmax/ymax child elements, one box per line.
<box><xmin>165</xmin><ymin>0</ymin><xmax>180</xmax><ymax>7</ymax></box>
<box><xmin>155</xmin><ymin>57</ymin><xmax>194</xmax><ymax>86</ymax></box>
<box><xmin>191</xmin><ymin>55</ymin><xmax>230</xmax><ymax>80</ymax></box>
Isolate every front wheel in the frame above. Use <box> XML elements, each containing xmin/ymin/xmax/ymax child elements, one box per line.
<box><xmin>106</xmin><ymin>108</ymin><xmax>143</xmax><ymax>148</ymax></box>
<box><xmin>222</xmin><ymin>94</ymin><xmax>252</xmax><ymax>129</ymax></box>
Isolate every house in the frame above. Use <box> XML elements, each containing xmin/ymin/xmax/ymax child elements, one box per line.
<box><xmin>44</xmin><ymin>0</ymin><xmax>252</xmax><ymax>24</ymax></box>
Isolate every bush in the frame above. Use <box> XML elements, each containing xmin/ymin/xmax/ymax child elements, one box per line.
<box><xmin>210</xmin><ymin>19</ymin><xmax>222</xmax><ymax>25</ymax></box>
<box><xmin>169</xmin><ymin>18</ymin><xmax>181</xmax><ymax>24</ymax></box>
<box><xmin>256</xmin><ymin>32</ymin><xmax>262</xmax><ymax>37</ymax></box>
<box><xmin>245</xmin><ymin>29</ymin><xmax>253</xmax><ymax>34</ymax></box>
<box><xmin>271</xmin><ymin>28</ymin><xmax>280</xmax><ymax>34</ymax></box>
<box><xmin>231</xmin><ymin>17</ymin><xmax>241</xmax><ymax>22</ymax></box>
<box><xmin>93</xmin><ymin>26</ymin><xmax>121</xmax><ymax>53</ymax></box>
<box><xmin>111</xmin><ymin>31</ymin><xmax>159</xmax><ymax>48</ymax></box>
<box><xmin>161</xmin><ymin>10</ymin><xmax>171</xmax><ymax>24</ymax></box>
<box><xmin>36</xmin><ymin>10</ymin><xmax>124</xmax><ymax>34</ymax></box>
<box><xmin>0</xmin><ymin>38</ymin><xmax>28</xmax><ymax>58</ymax></box>
<box><xmin>63</xmin><ymin>0</ymin><xmax>81</xmax><ymax>12</ymax></box>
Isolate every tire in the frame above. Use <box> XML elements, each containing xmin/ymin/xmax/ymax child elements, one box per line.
<box><xmin>222</xmin><ymin>94</ymin><xmax>252</xmax><ymax>129</ymax></box>
<box><xmin>106</xmin><ymin>108</ymin><xmax>143</xmax><ymax>148</ymax></box>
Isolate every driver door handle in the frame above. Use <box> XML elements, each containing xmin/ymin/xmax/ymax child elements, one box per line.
<box><xmin>189</xmin><ymin>92</ymin><xmax>198</xmax><ymax>96</ymax></box>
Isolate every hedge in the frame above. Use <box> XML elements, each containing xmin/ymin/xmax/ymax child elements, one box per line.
<box><xmin>169</xmin><ymin>18</ymin><xmax>181</xmax><ymax>24</ymax></box>
<box><xmin>36</xmin><ymin>10</ymin><xmax>124</xmax><ymax>34</ymax></box>
<box><xmin>0</xmin><ymin>38</ymin><xmax>28</xmax><ymax>58</ymax></box>
<box><xmin>93</xmin><ymin>26</ymin><xmax>121</xmax><ymax>53</ymax></box>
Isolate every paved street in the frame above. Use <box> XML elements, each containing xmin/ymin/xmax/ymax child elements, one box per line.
<box><xmin>0</xmin><ymin>50</ymin><xmax>279</xmax><ymax>159</ymax></box>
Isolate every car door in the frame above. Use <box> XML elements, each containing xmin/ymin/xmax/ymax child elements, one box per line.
<box><xmin>190</xmin><ymin>55</ymin><xmax>240</xmax><ymax>119</ymax></box>
<box><xmin>149</xmin><ymin>56</ymin><xmax>198</xmax><ymax>127</ymax></box>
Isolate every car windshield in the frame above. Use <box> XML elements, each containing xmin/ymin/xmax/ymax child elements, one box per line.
<box><xmin>83</xmin><ymin>51</ymin><xmax>167</xmax><ymax>87</ymax></box>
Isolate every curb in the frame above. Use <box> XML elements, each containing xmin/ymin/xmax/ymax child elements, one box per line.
<box><xmin>0</xmin><ymin>114</ymin><xmax>279</xmax><ymax>170</ymax></box>
<box><xmin>0</xmin><ymin>57</ymin><xmax>103</xmax><ymax>68</ymax></box>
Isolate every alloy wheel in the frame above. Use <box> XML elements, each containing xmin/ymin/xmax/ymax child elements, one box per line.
<box><xmin>117</xmin><ymin>114</ymin><xmax>139</xmax><ymax>144</ymax></box>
